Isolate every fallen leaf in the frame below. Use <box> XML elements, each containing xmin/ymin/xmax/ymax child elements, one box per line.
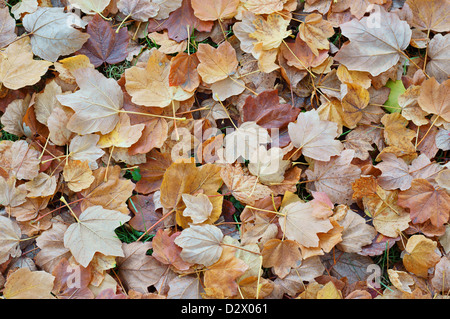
<box><xmin>334</xmin><ymin>7</ymin><xmax>412</xmax><ymax>76</ymax></box>
<box><xmin>262</xmin><ymin>239</ymin><xmax>301</xmax><ymax>279</ymax></box>
<box><xmin>398</xmin><ymin>178</ymin><xmax>450</xmax><ymax>227</ymax></box>
<box><xmin>417</xmin><ymin>77</ymin><xmax>450</xmax><ymax>122</ymax></box>
<box><xmin>298</xmin><ymin>13</ymin><xmax>334</xmax><ymax>56</ymax></box>
<box><xmin>174</xmin><ymin>224</ymin><xmax>224</xmax><ymax>266</ymax></box>
<box><xmin>63</xmin><ymin>160</ymin><xmax>95</xmax><ymax>192</ymax></box>
<box><xmin>117</xmin><ymin>0</ymin><xmax>159</xmax><ymax>21</ymax></box>
<box><xmin>279</xmin><ymin>197</ymin><xmax>333</xmax><ymax>248</ymax></box>
<box><xmin>0</xmin><ymin>37</ymin><xmax>51</xmax><ymax>90</ymax></box>
<box><xmin>23</xmin><ymin>7</ymin><xmax>90</xmax><ymax>62</ymax></box>
<box><xmin>78</xmin><ymin>14</ymin><xmax>130</xmax><ymax>67</ymax></box>
<box><xmin>152</xmin><ymin>229</ymin><xmax>193</xmax><ymax>271</ymax></box>
<box><xmin>68</xmin><ymin>0</ymin><xmax>111</xmax><ymax>14</ymax></box>
<box><xmin>57</xmin><ymin>68</ymin><xmax>123</xmax><ymax>135</ymax></box>
<box><xmin>405</xmin><ymin>0</ymin><xmax>450</xmax><ymax>32</ymax></box>
<box><xmin>0</xmin><ymin>7</ymin><xmax>16</xmax><ymax>48</ymax></box>
<box><xmin>125</xmin><ymin>49</ymin><xmax>193</xmax><ymax>107</ymax></box>
<box><xmin>147</xmin><ymin>0</ymin><xmax>213</xmax><ymax>42</ymax></box>
<box><xmin>116</xmin><ymin>242</ymin><xmax>167</xmax><ymax>293</ymax></box>
<box><xmin>221</xmin><ymin>163</ymin><xmax>272</xmax><ymax>206</ymax></box>
<box><xmin>0</xmin><ymin>215</ymin><xmax>22</xmax><ymax>264</ymax></box>
<box><xmin>64</xmin><ymin>205</ymin><xmax>131</xmax><ymax>267</ymax></box>
<box><xmin>80</xmin><ymin>165</ymin><xmax>135</xmax><ymax>214</ymax></box>
<box><xmin>203</xmin><ymin>245</ymin><xmax>249</xmax><ymax>297</ymax></box>
<box><xmin>181</xmin><ymin>193</ymin><xmax>213</xmax><ymax>224</ymax></box>
<box><xmin>288</xmin><ymin>109</ymin><xmax>343</xmax><ymax>161</ymax></box>
<box><xmin>3</xmin><ymin>268</ymin><xmax>55</xmax><ymax>299</ymax></box>
<box><xmin>305</xmin><ymin>150</ymin><xmax>361</xmax><ymax>205</ymax></box>
<box><xmin>191</xmin><ymin>0</ymin><xmax>239</xmax><ymax>21</ymax></box>
<box><xmin>403</xmin><ymin>234</ymin><xmax>441</xmax><ymax>278</ymax></box>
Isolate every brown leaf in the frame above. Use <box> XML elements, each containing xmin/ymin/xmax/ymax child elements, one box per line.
<box><xmin>117</xmin><ymin>242</ymin><xmax>168</xmax><ymax>293</ymax></box>
<box><xmin>305</xmin><ymin>150</ymin><xmax>361</xmax><ymax>205</ymax></box>
<box><xmin>398</xmin><ymin>178</ymin><xmax>450</xmax><ymax>227</ymax></box>
<box><xmin>403</xmin><ymin>235</ymin><xmax>441</xmax><ymax>278</ymax></box>
<box><xmin>203</xmin><ymin>245</ymin><xmax>249</xmax><ymax>297</ymax></box>
<box><xmin>262</xmin><ymin>239</ymin><xmax>302</xmax><ymax>279</ymax></box>
<box><xmin>168</xmin><ymin>52</ymin><xmax>200</xmax><ymax>92</ymax></box>
<box><xmin>191</xmin><ymin>0</ymin><xmax>239</xmax><ymax>21</ymax></box>
<box><xmin>152</xmin><ymin>229</ymin><xmax>193</xmax><ymax>271</ymax></box>
<box><xmin>3</xmin><ymin>268</ymin><xmax>55</xmax><ymax>299</ymax></box>
<box><xmin>418</xmin><ymin>77</ymin><xmax>450</xmax><ymax>122</ymax></box>
<box><xmin>81</xmin><ymin>165</ymin><xmax>135</xmax><ymax>215</ymax></box>
<box><xmin>147</xmin><ymin>0</ymin><xmax>213</xmax><ymax>42</ymax></box>
<box><xmin>160</xmin><ymin>161</ymin><xmax>223</xmax><ymax>227</ymax></box>
<box><xmin>78</xmin><ymin>14</ymin><xmax>129</xmax><ymax>67</ymax></box>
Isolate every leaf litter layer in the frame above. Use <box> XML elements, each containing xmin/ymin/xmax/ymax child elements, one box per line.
<box><xmin>0</xmin><ymin>0</ymin><xmax>449</xmax><ymax>300</ymax></box>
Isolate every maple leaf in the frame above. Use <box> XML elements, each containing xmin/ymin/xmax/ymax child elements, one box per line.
<box><xmin>52</xmin><ymin>258</ymin><xmax>94</xmax><ymax>299</ymax></box>
<box><xmin>0</xmin><ymin>37</ymin><xmax>51</xmax><ymax>90</ymax></box>
<box><xmin>147</xmin><ymin>0</ymin><xmax>213</xmax><ymax>42</ymax></box>
<box><xmin>160</xmin><ymin>161</ymin><xmax>223</xmax><ymax>227</ymax></box>
<box><xmin>403</xmin><ymin>235</ymin><xmax>441</xmax><ymax>278</ymax></box>
<box><xmin>125</xmin><ymin>49</ymin><xmax>193</xmax><ymax>107</ymax></box>
<box><xmin>281</xmin><ymin>34</ymin><xmax>329</xmax><ymax>71</ymax></box>
<box><xmin>3</xmin><ymin>268</ymin><xmax>55</xmax><ymax>299</ymax></box>
<box><xmin>168</xmin><ymin>52</ymin><xmax>200</xmax><ymax>92</ymax></box>
<box><xmin>405</xmin><ymin>0</ymin><xmax>450</xmax><ymax>32</ymax></box>
<box><xmin>80</xmin><ymin>165</ymin><xmax>135</xmax><ymax>215</ymax></box>
<box><xmin>63</xmin><ymin>160</ymin><xmax>95</xmax><ymax>192</ymax></box>
<box><xmin>363</xmin><ymin>187</ymin><xmax>411</xmax><ymax>238</ymax></box>
<box><xmin>426</xmin><ymin>34</ymin><xmax>450</xmax><ymax>83</ymax></box>
<box><xmin>398</xmin><ymin>178</ymin><xmax>450</xmax><ymax>228</ymax></box>
<box><xmin>221</xmin><ymin>163</ymin><xmax>273</xmax><ymax>206</ymax></box>
<box><xmin>0</xmin><ymin>8</ymin><xmax>16</xmax><ymax>48</ymax></box>
<box><xmin>340</xmin><ymin>82</ymin><xmax>370</xmax><ymax>129</ymax></box>
<box><xmin>203</xmin><ymin>245</ymin><xmax>249</xmax><ymax>297</ymax></box>
<box><xmin>23</xmin><ymin>7</ymin><xmax>90</xmax><ymax>62</ymax></box>
<box><xmin>279</xmin><ymin>197</ymin><xmax>334</xmax><ymax>248</ymax></box>
<box><xmin>248</xmin><ymin>145</ymin><xmax>290</xmax><ymax>184</ymax></box>
<box><xmin>117</xmin><ymin>0</ymin><xmax>159</xmax><ymax>21</ymax></box>
<box><xmin>78</xmin><ymin>14</ymin><xmax>130</xmax><ymax>67</ymax></box>
<box><xmin>56</xmin><ymin>68</ymin><xmax>123</xmax><ymax>135</ymax></box>
<box><xmin>0</xmin><ymin>140</ymin><xmax>41</xmax><ymax>181</ymax></box>
<box><xmin>68</xmin><ymin>0</ymin><xmax>111</xmax><ymax>15</ymax></box>
<box><xmin>64</xmin><ymin>205</ymin><xmax>131</xmax><ymax>267</ymax></box>
<box><xmin>288</xmin><ymin>109</ymin><xmax>343</xmax><ymax>162</ymax></box>
<box><xmin>152</xmin><ymin>229</ymin><xmax>193</xmax><ymax>270</ymax></box>
<box><xmin>335</xmin><ymin>205</ymin><xmax>377</xmax><ymax>254</ymax></box>
<box><xmin>0</xmin><ymin>176</ymin><xmax>27</xmax><ymax>208</ymax></box>
<box><xmin>376</xmin><ymin>153</ymin><xmax>441</xmax><ymax>191</ymax></box>
<box><xmin>0</xmin><ymin>215</ymin><xmax>22</xmax><ymax>264</ymax></box>
<box><xmin>181</xmin><ymin>193</ymin><xmax>213</xmax><ymax>224</ymax></box>
<box><xmin>116</xmin><ymin>242</ymin><xmax>167</xmax><ymax>293</ymax></box>
<box><xmin>262</xmin><ymin>239</ymin><xmax>302</xmax><ymax>279</ymax></box>
<box><xmin>191</xmin><ymin>0</ymin><xmax>239</xmax><ymax>21</ymax></box>
<box><xmin>305</xmin><ymin>149</ymin><xmax>361</xmax><ymax>205</ymax></box>
<box><xmin>35</xmin><ymin>222</ymin><xmax>71</xmax><ymax>273</ymax></box>
<box><xmin>241</xmin><ymin>89</ymin><xmax>300</xmax><ymax>131</ymax></box>
<box><xmin>418</xmin><ymin>77</ymin><xmax>450</xmax><ymax>122</ymax></box>
<box><xmin>174</xmin><ymin>224</ymin><xmax>224</xmax><ymax>266</ymax></box>
<box><xmin>298</xmin><ymin>13</ymin><xmax>334</xmax><ymax>56</ymax></box>
<box><xmin>334</xmin><ymin>7</ymin><xmax>412</xmax><ymax>76</ymax></box>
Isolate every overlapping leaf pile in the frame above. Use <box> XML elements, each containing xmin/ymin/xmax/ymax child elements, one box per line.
<box><xmin>0</xmin><ymin>0</ymin><xmax>449</xmax><ymax>299</ymax></box>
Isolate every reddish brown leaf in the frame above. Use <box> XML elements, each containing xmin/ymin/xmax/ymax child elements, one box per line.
<box><xmin>78</xmin><ymin>14</ymin><xmax>129</xmax><ymax>67</ymax></box>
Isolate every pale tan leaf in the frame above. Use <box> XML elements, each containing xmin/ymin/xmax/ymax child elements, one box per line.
<box><xmin>3</xmin><ymin>268</ymin><xmax>55</xmax><ymax>299</ymax></box>
<box><xmin>173</xmin><ymin>224</ymin><xmax>224</xmax><ymax>266</ymax></box>
<box><xmin>63</xmin><ymin>205</ymin><xmax>131</xmax><ymax>267</ymax></box>
<box><xmin>0</xmin><ymin>215</ymin><xmax>22</xmax><ymax>264</ymax></box>
<box><xmin>57</xmin><ymin>68</ymin><xmax>123</xmax><ymax>135</ymax></box>
<box><xmin>0</xmin><ymin>37</ymin><xmax>51</xmax><ymax>90</ymax></box>
<box><xmin>23</xmin><ymin>7</ymin><xmax>90</xmax><ymax>62</ymax></box>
